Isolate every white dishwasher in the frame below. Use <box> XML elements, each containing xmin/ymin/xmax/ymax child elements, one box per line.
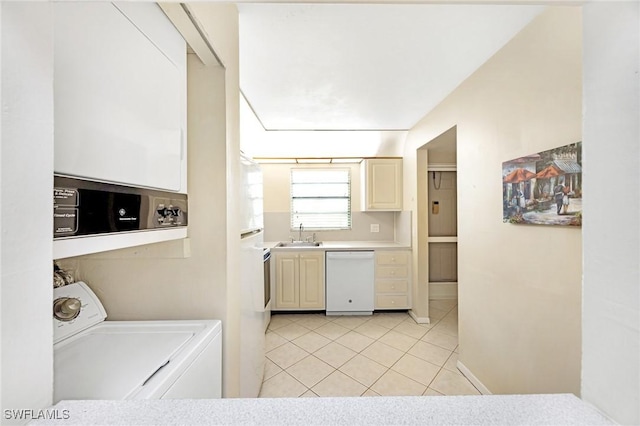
<box><xmin>326</xmin><ymin>251</ymin><xmax>375</xmax><ymax>315</ymax></box>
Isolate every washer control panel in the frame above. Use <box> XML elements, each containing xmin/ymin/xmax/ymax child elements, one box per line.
<box><xmin>53</xmin><ymin>282</ymin><xmax>107</xmax><ymax>344</ymax></box>
<box><xmin>53</xmin><ymin>297</ymin><xmax>82</xmax><ymax>321</ymax></box>
<box><xmin>154</xmin><ymin>201</ymin><xmax>186</xmax><ymax>226</ymax></box>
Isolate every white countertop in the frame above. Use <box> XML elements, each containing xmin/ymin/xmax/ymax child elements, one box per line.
<box><xmin>31</xmin><ymin>394</ymin><xmax>613</xmax><ymax>425</ymax></box>
<box><xmin>265</xmin><ymin>241</ymin><xmax>410</xmax><ymax>251</ymax></box>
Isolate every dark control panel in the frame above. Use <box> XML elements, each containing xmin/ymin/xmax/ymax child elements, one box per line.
<box><xmin>154</xmin><ymin>200</ymin><xmax>185</xmax><ymax>227</ymax></box>
<box><xmin>54</xmin><ymin>176</ymin><xmax>188</xmax><ymax>239</ymax></box>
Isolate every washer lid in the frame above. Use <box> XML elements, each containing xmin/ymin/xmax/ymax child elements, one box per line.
<box><xmin>54</xmin><ymin>326</ymin><xmax>194</xmax><ymax>401</ymax></box>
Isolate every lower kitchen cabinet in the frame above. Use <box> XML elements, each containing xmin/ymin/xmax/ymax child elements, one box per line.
<box><xmin>274</xmin><ymin>251</ymin><xmax>325</xmax><ymax>310</ymax></box>
<box><xmin>375</xmin><ymin>250</ymin><xmax>411</xmax><ymax>309</ymax></box>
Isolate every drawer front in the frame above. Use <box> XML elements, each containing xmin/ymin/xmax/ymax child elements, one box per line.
<box><xmin>376</xmin><ymin>265</ymin><xmax>408</xmax><ymax>279</ymax></box>
<box><xmin>376</xmin><ymin>252</ymin><xmax>409</xmax><ymax>265</ymax></box>
<box><xmin>376</xmin><ymin>294</ymin><xmax>409</xmax><ymax>309</ymax></box>
<box><xmin>375</xmin><ymin>280</ymin><xmax>409</xmax><ymax>294</ymax></box>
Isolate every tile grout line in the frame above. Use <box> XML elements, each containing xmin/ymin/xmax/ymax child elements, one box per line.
<box><xmin>418</xmin><ymin>302</ymin><xmax>460</xmax><ymax>394</ymax></box>
<box><xmin>362</xmin><ymin>324</ymin><xmax>452</xmax><ymax>395</ymax></box>
<box><xmin>263</xmin><ymin>306</ymin><xmax>462</xmax><ymax>398</ymax></box>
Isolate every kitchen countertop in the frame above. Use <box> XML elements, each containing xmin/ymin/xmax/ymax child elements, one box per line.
<box><xmin>265</xmin><ymin>241</ymin><xmax>411</xmax><ymax>250</ymax></box>
<box><xmin>31</xmin><ymin>394</ymin><xmax>613</xmax><ymax>425</ymax></box>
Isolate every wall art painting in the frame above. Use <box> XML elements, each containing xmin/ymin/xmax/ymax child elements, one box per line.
<box><xmin>503</xmin><ymin>142</ymin><xmax>582</xmax><ymax>226</ymax></box>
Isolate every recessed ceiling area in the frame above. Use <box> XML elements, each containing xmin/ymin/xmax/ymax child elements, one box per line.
<box><xmin>238</xmin><ymin>3</ymin><xmax>546</xmax><ymax>132</ymax></box>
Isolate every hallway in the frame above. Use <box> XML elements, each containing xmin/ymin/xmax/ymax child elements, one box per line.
<box><xmin>260</xmin><ymin>300</ymin><xmax>479</xmax><ymax>397</ymax></box>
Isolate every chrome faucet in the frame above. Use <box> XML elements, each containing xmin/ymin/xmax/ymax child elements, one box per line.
<box><xmin>298</xmin><ymin>223</ymin><xmax>304</xmax><ymax>242</ymax></box>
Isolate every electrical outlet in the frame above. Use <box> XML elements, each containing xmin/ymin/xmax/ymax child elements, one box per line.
<box><xmin>370</xmin><ymin>224</ymin><xmax>380</xmax><ymax>233</ymax></box>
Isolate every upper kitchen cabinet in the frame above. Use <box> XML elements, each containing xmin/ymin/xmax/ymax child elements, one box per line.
<box><xmin>361</xmin><ymin>158</ymin><xmax>403</xmax><ymax>211</ymax></box>
<box><xmin>54</xmin><ymin>2</ymin><xmax>187</xmax><ymax>193</ymax></box>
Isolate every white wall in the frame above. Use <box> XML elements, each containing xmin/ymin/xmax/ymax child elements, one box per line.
<box><xmin>404</xmin><ymin>7</ymin><xmax>583</xmax><ymax>395</ymax></box>
<box><xmin>0</xmin><ymin>2</ymin><xmax>54</xmax><ymax>419</ymax></box>
<box><xmin>1</xmin><ymin>3</ymin><xmax>3</xmax><ymax>409</ymax></box>
<box><xmin>190</xmin><ymin>3</ymin><xmax>243</xmax><ymax>398</ymax></box>
<box><xmin>581</xmin><ymin>2</ymin><xmax>640</xmax><ymax>424</ymax></box>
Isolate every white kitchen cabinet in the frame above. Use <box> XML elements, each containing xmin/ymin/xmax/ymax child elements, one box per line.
<box><xmin>361</xmin><ymin>159</ymin><xmax>403</xmax><ymax>211</ymax></box>
<box><xmin>54</xmin><ymin>2</ymin><xmax>187</xmax><ymax>192</ymax></box>
<box><xmin>375</xmin><ymin>250</ymin><xmax>411</xmax><ymax>309</ymax></box>
<box><xmin>274</xmin><ymin>251</ymin><xmax>325</xmax><ymax>310</ymax></box>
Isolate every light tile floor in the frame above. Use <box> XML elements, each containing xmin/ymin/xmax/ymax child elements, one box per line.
<box><xmin>259</xmin><ymin>300</ymin><xmax>481</xmax><ymax>398</ymax></box>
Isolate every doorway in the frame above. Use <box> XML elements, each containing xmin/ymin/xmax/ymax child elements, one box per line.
<box><xmin>414</xmin><ymin>125</ymin><xmax>458</xmax><ymax>320</ymax></box>
<box><xmin>427</xmin><ymin>170</ymin><xmax>458</xmax><ymax>299</ymax></box>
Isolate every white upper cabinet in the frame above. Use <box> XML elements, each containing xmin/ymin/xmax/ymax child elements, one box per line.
<box><xmin>361</xmin><ymin>159</ymin><xmax>403</xmax><ymax>211</ymax></box>
<box><xmin>54</xmin><ymin>2</ymin><xmax>187</xmax><ymax>192</ymax></box>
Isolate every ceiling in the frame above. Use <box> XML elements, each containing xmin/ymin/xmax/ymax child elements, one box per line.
<box><xmin>238</xmin><ymin>3</ymin><xmax>545</xmax><ymax>132</ymax></box>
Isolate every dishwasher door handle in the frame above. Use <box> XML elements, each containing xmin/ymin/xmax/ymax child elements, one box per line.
<box><xmin>326</xmin><ymin>251</ymin><xmax>374</xmax><ymax>260</ymax></box>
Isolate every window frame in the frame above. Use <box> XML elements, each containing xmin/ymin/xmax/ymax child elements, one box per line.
<box><xmin>289</xmin><ymin>168</ymin><xmax>352</xmax><ymax>231</ymax></box>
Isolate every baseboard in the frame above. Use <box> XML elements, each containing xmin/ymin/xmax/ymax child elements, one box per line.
<box><xmin>409</xmin><ymin>310</ymin><xmax>430</xmax><ymax>324</ymax></box>
<box><xmin>429</xmin><ymin>282</ymin><xmax>458</xmax><ymax>300</ymax></box>
<box><xmin>457</xmin><ymin>360</ymin><xmax>492</xmax><ymax>395</ymax></box>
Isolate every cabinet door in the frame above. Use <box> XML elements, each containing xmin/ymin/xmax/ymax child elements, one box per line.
<box><xmin>375</xmin><ymin>280</ymin><xmax>409</xmax><ymax>294</ymax></box>
<box><xmin>375</xmin><ymin>294</ymin><xmax>410</xmax><ymax>309</ymax></box>
<box><xmin>363</xmin><ymin>159</ymin><xmax>403</xmax><ymax>210</ymax></box>
<box><xmin>54</xmin><ymin>2</ymin><xmax>185</xmax><ymax>191</ymax></box>
<box><xmin>299</xmin><ymin>253</ymin><xmax>325</xmax><ymax>309</ymax></box>
<box><xmin>275</xmin><ymin>254</ymin><xmax>299</xmax><ymax>309</ymax></box>
<box><xmin>376</xmin><ymin>265</ymin><xmax>409</xmax><ymax>279</ymax></box>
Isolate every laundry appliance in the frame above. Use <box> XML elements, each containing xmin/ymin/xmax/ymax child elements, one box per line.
<box><xmin>53</xmin><ymin>282</ymin><xmax>221</xmax><ymax>402</ymax></box>
<box><xmin>53</xmin><ymin>175</ymin><xmax>188</xmax><ymax>259</ymax></box>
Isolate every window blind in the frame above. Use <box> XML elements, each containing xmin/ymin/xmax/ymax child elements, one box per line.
<box><xmin>290</xmin><ymin>169</ymin><xmax>351</xmax><ymax>230</ymax></box>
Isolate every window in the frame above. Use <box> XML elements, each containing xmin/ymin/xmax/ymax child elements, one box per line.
<box><xmin>290</xmin><ymin>169</ymin><xmax>351</xmax><ymax>230</ymax></box>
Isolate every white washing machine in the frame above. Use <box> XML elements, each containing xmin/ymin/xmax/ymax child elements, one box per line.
<box><xmin>53</xmin><ymin>282</ymin><xmax>222</xmax><ymax>403</ymax></box>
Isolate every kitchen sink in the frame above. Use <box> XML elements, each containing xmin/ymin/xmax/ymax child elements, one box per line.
<box><xmin>276</xmin><ymin>241</ymin><xmax>323</xmax><ymax>248</ymax></box>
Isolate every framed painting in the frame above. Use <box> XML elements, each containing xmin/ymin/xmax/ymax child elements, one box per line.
<box><xmin>503</xmin><ymin>142</ymin><xmax>582</xmax><ymax>226</ymax></box>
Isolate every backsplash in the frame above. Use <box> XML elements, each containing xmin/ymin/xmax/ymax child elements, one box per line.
<box><xmin>264</xmin><ymin>211</ymin><xmax>411</xmax><ymax>243</ymax></box>
<box><xmin>395</xmin><ymin>210</ymin><xmax>412</xmax><ymax>246</ymax></box>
